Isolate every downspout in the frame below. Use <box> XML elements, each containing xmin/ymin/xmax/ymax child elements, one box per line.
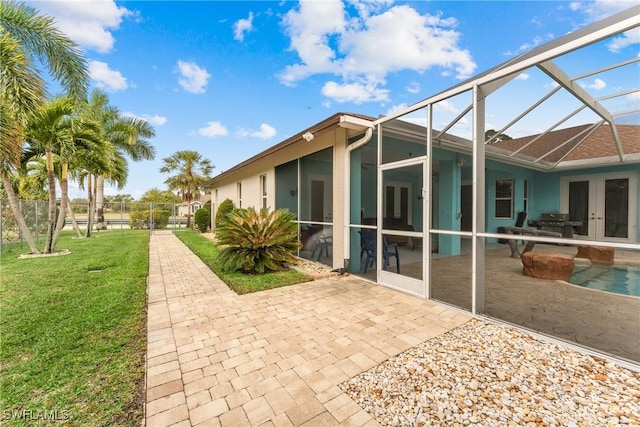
<box><xmin>343</xmin><ymin>126</ymin><xmax>374</xmax><ymax>272</ymax></box>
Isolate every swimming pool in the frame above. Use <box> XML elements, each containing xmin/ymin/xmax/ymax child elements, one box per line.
<box><xmin>570</xmin><ymin>264</ymin><xmax>640</xmax><ymax>297</ymax></box>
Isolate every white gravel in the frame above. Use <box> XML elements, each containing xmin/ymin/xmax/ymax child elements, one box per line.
<box><xmin>339</xmin><ymin>319</ymin><xmax>640</xmax><ymax>427</ymax></box>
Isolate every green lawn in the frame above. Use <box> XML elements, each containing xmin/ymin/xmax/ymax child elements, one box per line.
<box><xmin>0</xmin><ymin>230</ymin><xmax>149</xmax><ymax>426</ymax></box>
<box><xmin>175</xmin><ymin>230</ymin><xmax>312</xmax><ymax>294</ymax></box>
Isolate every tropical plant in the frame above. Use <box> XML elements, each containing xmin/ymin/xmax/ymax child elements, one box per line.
<box><xmin>0</xmin><ymin>0</ymin><xmax>88</xmax><ymax>254</ymax></box>
<box><xmin>23</xmin><ymin>96</ymin><xmax>101</xmax><ymax>252</ymax></box>
<box><xmin>160</xmin><ymin>150</ymin><xmax>214</xmax><ymax>228</ymax></box>
<box><xmin>215</xmin><ymin>198</ymin><xmax>235</xmax><ymax>229</ymax></box>
<box><xmin>194</xmin><ymin>207</ymin><xmax>210</xmax><ymax>233</ymax></box>
<box><xmin>215</xmin><ymin>207</ymin><xmax>301</xmax><ymax>274</ymax></box>
<box><xmin>81</xmin><ymin>90</ymin><xmax>155</xmax><ymax>230</ymax></box>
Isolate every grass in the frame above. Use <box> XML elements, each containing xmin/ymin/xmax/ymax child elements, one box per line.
<box><xmin>0</xmin><ymin>230</ymin><xmax>149</xmax><ymax>427</ymax></box>
<box><xmin>175</xmin><ymin>229</ymin><xmax>312</xmax><ymax>294</ymax></box>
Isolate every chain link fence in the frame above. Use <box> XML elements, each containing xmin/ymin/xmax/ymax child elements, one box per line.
<box><xmin>1</xmin><ymin>200</ymin><xmax>194</xmax><ymax>253</ymax></box>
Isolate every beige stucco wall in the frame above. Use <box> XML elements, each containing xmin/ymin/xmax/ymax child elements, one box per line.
<box><xmin>209</xmin><ymin>126</ymin><xmax>350</xmax><ymax>268</ymax></box>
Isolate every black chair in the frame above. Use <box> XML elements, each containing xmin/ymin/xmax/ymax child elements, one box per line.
<box><xmin>514</xmin><ymin>211</ymin><xmax>528</xmax><ymax>244</ymax></box>
<box><xmin>359</xmin><ymin>230</ymin><xmax>400</xmax><ymax>273</ymax></box>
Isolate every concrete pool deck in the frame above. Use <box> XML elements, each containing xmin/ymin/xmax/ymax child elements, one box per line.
<box><xmin>353</xmin><ymin>242</ymin><xmax>640</xmax><ymax>363</ymax></box>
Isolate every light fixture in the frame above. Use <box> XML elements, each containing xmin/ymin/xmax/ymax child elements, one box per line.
<box><xmin>302</xmin><ymin>131</ymin><xmax>314</xmax><ymax>142</ymax></box>
<box><xmin>289</xmin><ymin>189</ymin><xmax>298</xmax><ymax>197</ymax></box>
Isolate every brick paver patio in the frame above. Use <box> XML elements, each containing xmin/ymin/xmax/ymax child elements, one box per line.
<box><xmin>145</xmin><ymin>231</ymin><xmax>471</xmax><ymax>426</ymax></box>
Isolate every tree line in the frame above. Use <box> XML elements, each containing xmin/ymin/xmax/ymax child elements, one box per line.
<box><xmin>1</xmin><ymin>1</ymin><xmax>155</xmax><ymax>253</ymax></box>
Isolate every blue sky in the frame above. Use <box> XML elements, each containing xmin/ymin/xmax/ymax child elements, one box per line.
<box><xmin>26</xmin><ymin>0</ymin><xmax>639</xmax><ymax>200</ymax></box>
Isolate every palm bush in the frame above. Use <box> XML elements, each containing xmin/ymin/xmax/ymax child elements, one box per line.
<box><xmin>216</xmin><ymin>207</ymin><xmax>301</xmax><ymax>274</ymax></box>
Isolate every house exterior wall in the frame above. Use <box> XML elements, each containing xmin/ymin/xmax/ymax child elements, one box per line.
<box><xmin>213</xmin><ymin>171</ymin><xmax>273</xmax><ymax>212</ymax></box>
<box><xmin>208</xmin><ymin>126</ymin><xmax>351</xmax><ymax>269</ymax></box>
<box><xmin>485</xmin><ymin>161</ymin><xmax>640</xmax><ymax>242</ymax></box>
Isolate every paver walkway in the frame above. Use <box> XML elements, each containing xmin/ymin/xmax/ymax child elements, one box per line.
<box><xmin>145</xmin><ymin>231</ymin><xmax>471</xmax><ymax>426</ymax></box>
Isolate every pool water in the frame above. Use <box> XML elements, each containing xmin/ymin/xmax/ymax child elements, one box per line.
<box><xmin>570</xmin><ymin>265</ymin><xmax>640</xmax><ymax>297</ymax></box>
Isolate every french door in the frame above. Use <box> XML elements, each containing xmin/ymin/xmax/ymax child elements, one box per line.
<box><xmin>561</xmin><ymin>172</ymin><xmax>637</xmax><ymax>243</ymax></box>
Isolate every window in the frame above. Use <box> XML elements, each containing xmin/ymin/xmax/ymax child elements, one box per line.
<box><xmin>260</xmin><ymin>175</ymin><xmax>267</xmax><ymax>209</ymax></box>
<box><xmin>495</xmin><ymin>179</ymin><xmax>513</xmax><ymax>219</ymax></box>
<box><xmin>237</xmin><ymin>182</ymin><xmax>242</xmax><ymax>208</ymax></box>
<box><xmin>523</xmin><ymin>180</ymin><xmax>528</xmax><ymax>213</ymax></box>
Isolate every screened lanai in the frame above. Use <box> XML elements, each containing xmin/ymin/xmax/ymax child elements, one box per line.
<box><xmin>347</xmin><ymin>5</ymin><xmax>640</xmax><ymax>364</ymax></box>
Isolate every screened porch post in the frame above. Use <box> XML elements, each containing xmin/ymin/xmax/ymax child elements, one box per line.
<box><xmin>472</xmin><ymin>84</ymin><xmax>486</xmax><ymax>314</ymax></box>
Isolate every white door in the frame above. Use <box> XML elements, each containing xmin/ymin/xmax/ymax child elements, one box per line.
<box><xmin>561</xmin><ymin>172</ymin><xmax>637</xmax><ymax>243</ymax></box>
<box><xmin>378</xmin><ymin>158</ymin><xmax>427</xmax><ymax>298</ymax></box>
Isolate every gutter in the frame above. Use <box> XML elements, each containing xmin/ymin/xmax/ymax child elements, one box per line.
<box><xmin>341</xmin><ymin>116</ymin><xmax>374</xmax><ymax>271</ymax></box>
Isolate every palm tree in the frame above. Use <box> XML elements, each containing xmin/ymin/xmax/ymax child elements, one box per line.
<box><xmin>24</xmin><ymin>97</ymin><xmax>77</xmax><ymax>253</ymax></box>
<box><xmin>20</xmin><ymin>117</ymin><xmax>101</xmax><ymax>245</ymax></box>
<box><xmin>51</xmin><ymin>118</ymin><xmax>101</xmax><ymax>246</ymax></box>
<box><xmin>69</xmin><ymin>134</ymin><xmax>119</xmax><ymax>238</ymax></box>
<box><xmin>0</xmin><ymin>0</ymin><xmax>88</xmax><ymax>254</ymax></box>
<box><xmin>81</xmin><ymin>90</ymin><xmax>156</xmax><ymax>230</ymax></box>
<box><xmin>160</xmin><ymin>150</ymin><xmax>214</xmax><ymax>228</ymax></box>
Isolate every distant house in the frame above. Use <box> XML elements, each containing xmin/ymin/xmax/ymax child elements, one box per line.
<box><xmin>177</xmin><ymin>194</ymin><xmax>211</xmax><ymax>217</ymax></box>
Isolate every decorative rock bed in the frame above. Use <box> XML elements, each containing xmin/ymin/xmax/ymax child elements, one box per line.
<box><xmin>290</xmin><ymin>257</ymin><xmax>335</xmax><ymax>279</ymax></box>
<box><xmin>340</xmin><ymin>319</ymin><xmax>640</xmax><ymax>427</ymax></box>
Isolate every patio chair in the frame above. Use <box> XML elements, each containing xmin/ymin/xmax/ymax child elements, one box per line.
<box><xmin>311</xmin><ymin>232</ymin><xmax>332</xmax><ymax>261</ymax></box>
<box><xmin>359</xmin><ymin>230</ymin><xmax>400</xmax><ymax>273</ymax></box>
<box><xmin>514</xmin><ymin>210</ymin><xmax>528</xmax><ymax>244</ymax></box>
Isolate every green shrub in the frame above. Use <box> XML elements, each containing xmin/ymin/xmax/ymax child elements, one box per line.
<box><xmin>216</xmin><ymin>207</ymin><xmax>301</xmax><ymax>274</ymax></box>
<box><xmin>129</xmin><ymin>208</ymin><xmax>170</xmax><ymax>229</ymax></box>
<box><xmin>194</xmin><ymin>208</ymin><xmax>211</xmax><ymax>233</ymax></box>
<box><xmin>215</xmin><ymin>198</ymin><xmax>235</xmax><ymax>228</ymax></box>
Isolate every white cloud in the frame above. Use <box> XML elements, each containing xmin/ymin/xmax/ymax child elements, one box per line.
<box><xmin>251</xmin><ymin>123</ymin><xmax>276</xmax><ymax>139</ymax></box>
<box><xmin>89</xmin><ymin>60</ymin><xmax>128</xmax><ymax>91</ymax></box>
<box><xmin>581</xmin><ymin>0</ymin><xmax>636</xmax><ymax>23</ymax></box>
<box><xmin>516</xmin><ymin>73</ymin><xmax>530</xmax><ymax>81</ymax></box>
<box><xmin>278</xmin><ymin>1</ymin><xmax>476</xmax><ymax>104</ymax></box>
<box><xmin>123</xmin><ymin>112</ymin><xmax>168</xmax><ymax>126</ymax></box>
<box><xmin>176</xmin><ymin>60</ymin><xmax>211</xmax><ymax>94</ymax></box>
<box><xmin>569</xmin><ymin>2</ymin><xmax>581</xmax><ymax>11</ymax></box>
<box><xmin>607</xmin><ymin>28</ymin><xmax>640</xmax><ymax>53</ymax></box>
<box><xmin>143</xmin><ymin>114</ymin><xmax>168</xmax><ymax>126</ymax></box>
<box><xmin>508</xmin><ymin>33</ymin><xmax>555</xmax><ymax>55</ymax></box>
<box><xmin>234</xmin><ymin>12</ymin><xmax>254</xmax><ymax>41</ymax></box>
<box><xmin>385</xmin><ymin>103</ymin><xmax>408</xmax><ymax>116</ymax></box>
<box><xmin>433</xmin><ymin>100</ymin><xmax>459</xmax><ymax>114</ymax></box>
<box><xmin>30</xmin><ymin>0</ymin><xmax>133</xmax><ymax>53</ymax></box>
<box><xmin>197</xmin><ymin>121</ymin><xmax>228</xmax><ymax>138</ymax></box>
<box><xmin>278</xmin><ymin>0</ymin><xmax>346</xmax><ymax>85</ymax></box>
<box><xmin>238</xmin><ymin>123</ymin><xmax>277</xmax><ymax>139</ymax></box>
<box><xmin>406</xmin><ymin>82</ymin><xmax>420</xmax><ymax>94</ymax></box>
<box><xmin>321</xmin><ymin>80</ymin><xmax>389</xmax><ymax>103</ymax></box>
<box><xmin>588</xmin><ymin>78</ymin><xmax>607</xmax><ymax>90</ymax></box>
<box><xmin>627</xmin><ymin>91</ymin><xmax>640</xmax><ymax>104</ymax></box>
